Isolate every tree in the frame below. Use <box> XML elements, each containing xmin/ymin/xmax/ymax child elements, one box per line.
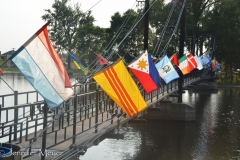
<box><xmin>186</xmin><ymin>0</ymin><xmax>221</xmax><ymax>55</ymax></box>
<box><xmin>0</xmin><ymin>57</ymin><xmax>3</xmax><ymax>66</ymax></box>
<box><xmin>203</xmin><ymin>0</ymin><xmax>240</xmax><ymax>70</ymax></box>
<box><xmin>104</xmin><ymin>9</ymin><xmax>146</xmax><ymax>63</ymax></box>
<box><xmin>73</xmin><ymin>23</ymin><xmax>106</xmax><ymax>67</ymax></box>
<box><xmin>42</xmin><ymin>0</ymin><xmax>94</xmax><ymax>68</ymax></box>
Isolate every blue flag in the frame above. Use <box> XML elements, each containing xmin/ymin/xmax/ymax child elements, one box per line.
<box><xmin>69</xmin><ymin>53</ymin><xmax>88</xmax><ymax>75</ymax></box>
<box><xmin>155</xmin><ymin>55</ymin><xmax>179</xmax><ymax>84</ymax></box>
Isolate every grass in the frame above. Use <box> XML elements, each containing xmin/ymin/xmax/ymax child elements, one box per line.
<box><xmin>1</xmin><ymin>66</ymin><xmax>85</xmax><ymax>76</ymax></box>
<box><xmin>215</xmin><ymin>70</ymin><xmax>240</xmax><ymax>85</ymax></box>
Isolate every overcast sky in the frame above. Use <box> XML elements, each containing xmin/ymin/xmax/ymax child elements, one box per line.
<box><xmin>0</xmin><ymin>0</ymin><xmax>137</xmax><ymax>54</ymax></box>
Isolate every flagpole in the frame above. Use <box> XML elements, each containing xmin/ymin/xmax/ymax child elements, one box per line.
<box><xmin>0</xmin><ymin>21</ymin><xmax>51</xmax><ymax>68</ymax></box>
<box><xmin>0</xmin><ymin>77</ymin><xmax>14</xmax><ymax>92</ymax></box>
<box><xmin>0</xmin><ymin>59</ymin><xmax>10</xmax><ymax>68</ymax></box>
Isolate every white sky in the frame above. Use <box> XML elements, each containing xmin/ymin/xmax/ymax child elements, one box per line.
<box><xmin>0</xmin><ymin>0</ymin><xmax>137</xmax><ymax>54</ymax></box>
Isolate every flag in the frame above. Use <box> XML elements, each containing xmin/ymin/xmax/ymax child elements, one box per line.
<box><xmin>96</xmin><ymin>54</ymin><xmax>110</xmax><ymax>65</ymax></box>
<box><xmin>10</xmin><ymin>22</ymin><xmax>73</xmax><ymax>110</ymax></box>
<box><xmin>128</xmin><ymin>51</ymin><xmax>161</xmax><ymax>94</ymax></box>
<box><xmin>170</xmin><ymin>53</ymin><xmax>179</xmax><ymax>66</ymax></box>
<box><xmin>155</xmin><ymin>55</ymin><xmax>179</xmax><ymax>84</ymax></box>
<box><xmin>212</xmin><ymin>59</ymin><xmax>217</xmax><ymax>71</ymax></box>
<box><xmin>202</xmin><ymin>55</ymin><xmax>213</xmax><ymax>66</ymax></box>
<box><xmin>151</xmin><ymin>55</ymin><xmax>157</xmax><ymax>62</ymax></box>
<box><xmin>187</xmin><ymin>53</ymin><xmax>197</xmax><ymax>71</ymax></box>
<box><xmin>69</xmin><ymin>53</ymin><xmax>88</xmax><ymax>75</ymax></box>
<box><xmin>129</xmin><ymin>53</ymin><xmax>137</xmax><ymax>59</ymax></box>
<box><xmin>216</xmin><ymin>61</ymin><xmax>221</xmax><ymax>70</ymax></box>
<box><xmin>178</xmin><ymin>55</ymin><xmax>190</xmax><ymax>75</ymax></box>
<box><xmin>0</xmin><ymin>68</ymin><xmax>4</xmax><ymax>76</ymax></box>
<box><xmin>194</xmin><ymin>56</ymin><xmax>203</xmax><ymax>70</ymax></box>
<box><xmin>93</xmin><ymin>59</ymin><xmax>147</xmax><ymax>117</ymax></box>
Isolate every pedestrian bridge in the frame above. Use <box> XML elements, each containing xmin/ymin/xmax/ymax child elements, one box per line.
<box><xmin>0</xmin><ymin>71</ymin><xmax>210</xmax><ymax>160</ymax></box>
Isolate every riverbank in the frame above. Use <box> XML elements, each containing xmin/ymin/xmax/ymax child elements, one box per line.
<box><xmin>2</xmin><ymin>68</ymin><xmax>240</xmax><ymax>86</ymax></box>
<box><xmin>0</xmin><ymin>67</ymin><xmax>82</xmax><ymax>76</ymax></box>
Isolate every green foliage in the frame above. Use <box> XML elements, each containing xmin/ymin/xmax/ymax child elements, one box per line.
<box><xmin>73</xmin><ymin>23</ymin><xmax>106</xmax><ymax>66</ymax></box>
<box><xmin>0</xmin><ymin>57</ymin><xmax>3</xmax><ymax>66</ymax></box>
<box><xmin>203</xmin><ymin>0</ymin><xmax>240</xmax><ymax>68</ymax></box>
<box><xmin>42</xmin><ymin>0</ymin><xmax>239</xmax><ymax>71</ymax></box>
<box><xmin>42</xmin><ymin>0</ymin><xmax>95</xmax><ymax>53</ymax></box>
<box><xmin>105</xmin><ymin>9</ymin><xmax>146</xmax><ymax>63</ymax></box>
<box><xmin>42</xmin><ymin>0</ymin><xmax>95</xmax><ymax>68</ymax></box>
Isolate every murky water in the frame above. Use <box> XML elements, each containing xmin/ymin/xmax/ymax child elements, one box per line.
<box><xmin>80</xmin><ymin>87</ymin><xmax>240</xmax><ymax>160</ymax></box>
<box><xmin>0</xmin><ymin>73</ymin><xmax>77</xmax><ymax>95</ymax></box>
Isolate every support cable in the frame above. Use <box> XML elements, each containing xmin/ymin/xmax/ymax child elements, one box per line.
<box><xmin>160</xmin><ymin>0</ymin><xmax>186</xmax><ymax>57</ymax></box>
<box><xmin>72</xmin><ymin>0</ymin><xmax>158</xmax><ymax>86</ymax></box>
<box><xmin>104</xmin><ymin>1</ymin><xmax>138</xmax><ymax>52</ymax></box>
<box><xmin>153</xmin><ymin>2</ymin><xmax>176</xmax><ymax>56</ymax></box>
<box><xmin>86</xmin><ymin>1</ymin><xmax>138</xmax><ymax>73</ymax></box>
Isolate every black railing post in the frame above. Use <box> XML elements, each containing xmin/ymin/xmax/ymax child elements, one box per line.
<box><xmin>19</xmin><ymin>122</ymin><xmax>23</xmax><ymax>143</ymax></box>
<box><xmin>144</xmin><ymin>0</ymin><xmax>149</xmax><ymax>51</ymax></box>
<box><xmin>178</xmin><ymin>1</ymin><xmax>186</xmax><ymax>103</ymax></box>
<box><xmin>167</xmin><ymin>84</ymin><xmax>169</xmax><ymax>93</ymax></box>
<box><xmin>14</xmin><ymin>90</ymin><xmax>18</xmax><ymax>141</ymax></box>
<box><xmin>95</xmin><ymin>89</ymin><xmax>99</xmax><ymax>133</ymax></box>
<box><xmin>73</xmin><ymin>96</ymin><xmax>77</xmax><ymax>144</ymax></box>
<box><xmin>151</xmin><ymin>92</ymin><xmax>153</xmax><ymax>102</ymax></box>
<box><xmin>9</xmin><ymin>125</ymin><xmax>12</xmax><ymax>143</ymax></box>
<box><xmin>41</xmin><ymin>102</ymin><xmax>48</xmax><ymax>160</ymax></box>
<box><xmin>0</xmin><ymin>104</ymin><xmax>1</xmax><ymax>124</ymax></box>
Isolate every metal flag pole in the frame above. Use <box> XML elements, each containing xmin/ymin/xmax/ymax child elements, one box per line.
<box><xmin>0</xmin><ymin>76</ymin><xmax>14</xmax><ymax>93</ymax></box>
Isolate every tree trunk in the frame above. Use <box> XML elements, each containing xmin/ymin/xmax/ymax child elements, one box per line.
<box><xmin>230</xmin><ymin>63</ymin><xmax>233</xmax><ymax>81</ymax></box>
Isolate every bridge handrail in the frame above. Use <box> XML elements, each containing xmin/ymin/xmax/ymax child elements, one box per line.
<box><xmin>0</xmin><ymin>71</ymin><xmax>207</xmax><ymax>158</ymax></box>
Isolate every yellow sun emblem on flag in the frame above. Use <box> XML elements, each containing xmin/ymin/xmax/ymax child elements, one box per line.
<box><xmin>137</xmin><ymin>58</ymin><xmax>148</xmax><ymax>70</ymax></box>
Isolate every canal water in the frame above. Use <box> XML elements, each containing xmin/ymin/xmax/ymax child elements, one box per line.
<box><xmin>1</xmin><ymin>74</ymin><xmax>240</xmax><ymax>160</ymax></box>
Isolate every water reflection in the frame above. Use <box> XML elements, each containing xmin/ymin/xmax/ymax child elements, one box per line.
<box><xmin>192</xmin><ymin>91</ymin><xmax>220</xmax><ymax>160</ymax></box>
<box><xmin>80</xmin><ymin>88</ymin><xmax>240</xmax><ymax>160</ymax></box>
<box><xmin>0</xmin><ymin>73</ymin><xmax>77</xmax><ymax>95</ymax></box>
<box><xmin>0</xmin><ymin>73</ymin><xmax>34</xmax><ymax>94</ymax></box>
<box><xmin>80</xmin><ymin>127</ymin><xmax>142</xmax><ymax>160</ymax></box>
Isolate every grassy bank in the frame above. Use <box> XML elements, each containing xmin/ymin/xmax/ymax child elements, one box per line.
<box><xmin>216</xmin><ymin>70</ymin><xmax>240</xmax><ymax>85</ymax></box>
<box><xmin>1</xmin><ymin>67</ymin><xmax>84</xmax><ymax>76</ymax></box>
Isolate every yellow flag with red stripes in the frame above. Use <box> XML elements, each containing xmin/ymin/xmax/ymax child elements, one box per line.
<box><xmin>93</xmin><ymin>59</ymin><xmax>147</xmax><ymax>117</ymax></box>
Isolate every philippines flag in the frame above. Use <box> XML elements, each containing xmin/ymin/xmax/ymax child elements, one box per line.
<box><xmin>10</xmin><ymin>22</ymin><xmax>73</xmax><ymax>110</ymax></box>
<box><xmin>128</xmin><ymin>50</ymin><xmax>161</xmax><ymax>94</ymax></box>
